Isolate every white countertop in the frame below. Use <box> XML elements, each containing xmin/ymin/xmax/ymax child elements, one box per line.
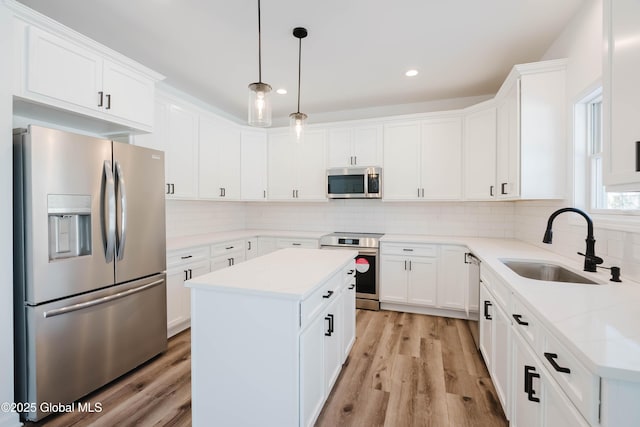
<box><xmin>174</xmin><ymin>228</ymin><xmax>640</xmax><ymax>382</ymax></box>
<box><xmin>384</xmin><ymin>234</ymin><xmax>640</xmax><ymax>382</ymax></box>
<box><xmin>167</xmin><ymin>229</ymin><xmax>328</xmax><ymax>251</ymax></box>
<box><xmin>185</xmin><ymin>248</ymin><xmax>358</xmax><ymax>300</ymax></box>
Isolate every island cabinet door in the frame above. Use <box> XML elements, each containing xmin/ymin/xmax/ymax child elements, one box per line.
<box><xmin>300</xmin><ymin>314</ymin><xmax>325</xmax><ymax>427</ymax></box>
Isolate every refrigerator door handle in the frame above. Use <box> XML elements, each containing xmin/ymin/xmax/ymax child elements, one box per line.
<box><xmin>103</xmin><ymin>160</ymin><xmax>116</xmax><ymax>263</ymax></box>
<box><xmin>115</xmin><ymin>161</ymin><xmax>127</xmax><ymax>260</ymax></box>
<box><xmin>43</xmin><ymin>279</ymin><xmax>165</xmax><ymax>318</ymax></box>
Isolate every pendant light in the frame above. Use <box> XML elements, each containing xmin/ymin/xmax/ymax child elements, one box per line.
<box><xmin>248</xmin><ymin>0</ymin><xmax>272</xmax><ymax>127</ymax></box>
<box><xmin>289</xmin><ymin>27</ymin><xmax>308</xmax><ymax>142</ymax></box>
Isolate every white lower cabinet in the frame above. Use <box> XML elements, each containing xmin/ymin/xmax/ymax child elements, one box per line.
<box><xmin>379</xmin><ymin>243</ymin><xmax>470</xmax><ymax>315</ymax></box>
<box><xmin>512</xmin><ymin>331</ymin><xmax>589</xmax><ymax>427</ymax></box>
<box><xmin>210</xmin><ymin>239</ymin><xmax>245</xmax><ymax>271</ymax></box>
<box><xmin>245</xmin><ymin>237</ymin><xmax>258</xmax><ymax>260</ymax></box>
<box><xmin>341</xmin><ymin>267</ymin><xmax>357</xmax><ymax>361</ymax></box>
<box><xmin>479</xmin><ymin>281</ymin><xmax>511</xmax><ymax>419</ymax></box>
<box><xmin>166</xmin><ymin>246</ymin><xmax>210</xmax><ymax>337</ymax></box>
<box><xmin>300</xmin><ymin>311</ymin><xmax>325</xmax><ymax>427</ymax></box>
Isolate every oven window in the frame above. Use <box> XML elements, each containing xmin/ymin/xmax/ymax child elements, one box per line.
<box><xmin>328</xmin><ymin>175</ymin><xmax>364</xmax><ymax>194</ymax></box>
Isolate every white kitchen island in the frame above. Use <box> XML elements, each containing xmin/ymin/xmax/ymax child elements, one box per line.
<box><xmin>186</xmin><ymin>248</ymin><xmax>357</xmax><ymax>427</ymax></box>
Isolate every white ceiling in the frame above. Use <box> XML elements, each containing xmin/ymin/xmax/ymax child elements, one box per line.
<box><xmin>17</xmin><ymin>0</ymin><xmax>585</xmax><ymax>126</ymax></box>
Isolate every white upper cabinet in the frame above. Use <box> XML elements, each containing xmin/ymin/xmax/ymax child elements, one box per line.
<box><xmin>603</xmin><ymin>0</ymin><xmax>640</xmax><ymax>189</ymax></box>
<box><xmin>241</xmin><ymin>130</ymin><xmax>268</xmax><ymax>201</ymax></box>
<box><xmin>327</xmin><ymin>125</ymin><xmax>383</xmax><ymax>168</ymax></box>
<box><xmin>13</xmin><ymin>15</ymin><xmax>161</xmax><ymax>133</ymax></box>
<box><xmin>165</xmin><ymin>101</ymin><xmax>199</xmax><ymax>199</ymax></box>
<box><xmin>464</xmin><ymin>101</ymin><xmax>497</xmax><ymax>200</ymax></box>
<box><xmin>420</xmin><ymin>117</ymin><xmax>463</xmax><ymax>200</ymax></box>
<box><xmin>495</xmin><ymin>59</ymin><xmax>567</xmax><ymax>200</ymax></box>
<box><xmin>383</xmin><ymin>116</ymin><xmax>463</xmax><ymax>201</ymax></box>
<box><xmin>268</xmin><ymin>130</ymin><xmax>327</xmax><ymax>201</ymax></box>
<box><xmin>199</xmin><ymin>114</ymin><xmax>241</xmax><ymax>200</ymax></box>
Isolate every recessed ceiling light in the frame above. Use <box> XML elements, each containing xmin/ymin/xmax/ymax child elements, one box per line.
<box><xmin>405</xmin><ymin>69</ymin><xmax>419</xmax><ymax>77</ymax></box>
<box><xmin>276</xmin><ymin>88</ymin><xmax>287</xmax><ymax>95</ymax></box>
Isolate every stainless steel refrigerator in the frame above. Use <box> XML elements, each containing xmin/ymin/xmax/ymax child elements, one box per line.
<box><xmin>13</xmin><ymin>125</ymin><xmax>168</xmax><ymax>421</ymax></box>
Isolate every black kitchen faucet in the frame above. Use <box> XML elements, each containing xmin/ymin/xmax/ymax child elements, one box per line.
<box><xmin>542</xmin><ymin>207</ymin><xmax>603</xmax><ymax>272</ymax></box>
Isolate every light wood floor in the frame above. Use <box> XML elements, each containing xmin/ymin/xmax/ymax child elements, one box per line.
<box><xmin>28</xmin><ymin>310</ymin><xmax>506</xmax><ymax>427</ymax></box>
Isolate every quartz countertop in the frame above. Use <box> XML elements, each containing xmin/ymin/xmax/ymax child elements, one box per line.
<box><xmin>185</xmin><ymin>248</ymin><xmax>358</xmax><ymax>300</ymax></box>
<box><xmin>167</xmin><ymin>229</ymin><xmax>329</xmax><ymax>251</ymax></box>
<box><xmin>383</xmin><ymin>234</ymin><xmax>640</xmax><ymax>382</ymax></box>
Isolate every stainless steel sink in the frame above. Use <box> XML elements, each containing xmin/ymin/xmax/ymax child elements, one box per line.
<box><xmin>500</xmin><ymin>259</ymin><xmax>601</xmax><ymax>284</ymax></box>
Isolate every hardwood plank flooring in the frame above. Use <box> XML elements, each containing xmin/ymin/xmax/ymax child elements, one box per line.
<box><xmin>316</xmin><ymin>310</ymin><xmax>508</xmax><ymax>427</ymax></box>
<box><xmin>26</xmin><ymin>310</ymin><xmax>506</xmax><ymax>427</ymax></box>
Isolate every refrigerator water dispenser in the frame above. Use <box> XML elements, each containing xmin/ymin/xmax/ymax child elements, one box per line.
<box><xmin>47</xmin><ymin>194</ymin><xmax>91</xmax><ymax>260</ymax></box>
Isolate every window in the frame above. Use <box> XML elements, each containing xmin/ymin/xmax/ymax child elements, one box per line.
<box><xmin>582</xmin><ymin>89</ymin><xmax>640</xmax><ymax>212</ymax></box>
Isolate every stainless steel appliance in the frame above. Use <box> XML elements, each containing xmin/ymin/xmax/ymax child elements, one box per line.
<box><xmin>327</xmin><ymin>166</ymin><xmax>382</xmax><ymax>199</ymax></box>
<box><xmin>320</xmin><ymin>232</ymin><xmax>383</xmax><ymax>310</ymax></box>
<box><xmin>13</xmin><ymin>125</ymin><xmax>168</xmax><ymax>421</ymax></box>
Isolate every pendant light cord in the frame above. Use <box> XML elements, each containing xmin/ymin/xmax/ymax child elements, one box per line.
<box><xmin>258</xmin><ymin>0</ymin><xmax>262</xmax><ymax>82</ymax></box>
<box><xmin>296</xmin><ymin>37</ymin><xmax>301</xmax><ymax>113</ymax></box>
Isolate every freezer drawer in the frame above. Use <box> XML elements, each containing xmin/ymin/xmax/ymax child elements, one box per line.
<box><xmin>18</xmin><ymin>274</ymin><xmax>167</xmax><ymax>421</ymax></box>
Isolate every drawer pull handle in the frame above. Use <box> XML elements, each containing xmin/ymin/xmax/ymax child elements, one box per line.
<box><xmin>348</xmin><ymin>269</ymin><xmax>355</xmax><ymax>274</ymax></box>
<box><xmin>483</xmin><ymin>300</ymin><xmax>492</xmax><ymax>320</ymax></box>
<box><xmin>524</xmin><ymin>365</ymin><xmax>541</xmax><ymax>403</ymax></box>
<box><xmin>324</xmin><ymin>314</ymin><xmax>334</xmax><ymax>336</ymax></box>
<box><xmin>322</xmin><ymin>290</ymin><xmax>334</xmax><ymax>299</ymax></box>
<box><xmin>348</xmin><ymin>284</ymin><xmax>355</xmax><ymax>290</ymax></box>
<box><xmin>512</xmin><ymin>314</ymin><xmax>529</xmax><ymax>326</ymax></box>
<box><xmin>544</xmin><ymin>353</ymin><xmax>571</xmax><ymax>374</ymax></box>
<box><xmin>225</xmin><ymin>246</ymin><xmax>234</xmax><ymax>250</ymax></box>
<box><xmin>402</xmin><ymin>248</ymin><xmax>414</xmax><ymax>252</ymax></box>
<box><xmin>180</xmin><ymin>255</ymin><xmax>193</xmax><ymax>260</ymax></box>
<box><xmin>292</xmin><ymin>243</ymin><xmax>302</xmax><ymax>246</ymax></box>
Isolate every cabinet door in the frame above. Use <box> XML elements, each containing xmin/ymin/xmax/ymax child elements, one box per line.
<box><xmin>199</xmin><ymin>115</ymin><xmax>241</xmax><ymax>200</ymax></box>
<box><xmin>268</xmin><ymin>133</ymin><xmax>297</xmax><ymax>200</ymax></box>
<box><xmin>437</xmin><ymin>246</ymin><xmax>467</xmax><ymax>311</ymax></box>
<box><xmin>383</xmin><ymin>122</ymin><xmax>421</xmax><ymax>200</ymax></box>
<box><xmin>102</xmin><ymin>59</ymin><xmax>154</xmax><ymax>127</ymax></box>
<box><xmin>300</xmin><ymin>314</ymin><xmax>325</xmax><ymax>427</ymax></box>
<box><xmin>464</xmin><ymin>106</ymin><xmax>497</xmax><ymax>200</ymax></box>
<box><xmin>257</xmin><ymin>237</ymin><xmax>278</xmax><ymax>256</ymax></box>
<box><xmin>166</xmin><ymin>102</ymin><xmax>199</xmax><ymax>199</ymax></box>
<box><xmin>604</xmin><ymin>0</ymin><xmax>640</xmax><ymax>187</ymax></box>
<box><xmin>492</xmin><ymin>300</ymin><xmax>511</xmax><ymax>418</ymax></box>
<box><xmin>297</xmin><ymin>130</ymin><xmax>327</xmax><ymax>200</ymax></box>
<box><xmin>324</xmin><ymin>298</ymin><xmax>342</xmax><ymax>394</ymax></box>
<box><xmin>543</xmin><ymin>369</ymin><xmax>590</xmax><ymax>427</ymax></box>
<box><xmin>512</xmin><ymin>332</ymin><xmax>542</xmax><ymax>427</ymax></box>
<box><xmin>245</xmin><ymin>238</ymin><xmax>259</xmax><ymax>260</ymax></box>
<box><xmin>241</xmin><ymin>131</ymin><xmax>268</xmax><ymax>200</ymax></box>
<box><xmin>496</xmin><ymin>82</ymin><xmax>520</xmax><ymax>199</ymax></box>
<box><xmin>420</xmin><ymin>118</ymin><xmax>463</xmax><ymax>200</ymax></box>
<box><xmin>25</xmin><ymin>26</ymin><xmax>102</xmax><ymax>111</ymax></box>
<box><xmin>407</xmin><ymin>257</ymin><xmax>438</xmax><ymax>307</ymax></box>
<box><xmin>327</xmin><ymin>128</ymin><xmax>353</xmax><ymax>168</ymax></box>
<box><xmin>352</xmin><ymin>125</ymin><xmax>382</xmax><ymax>166</ymax></box>
<box><xmin>379</xmin><ymin>255</ymin><xmax>408</xmax><ymax>303</ymax></box>
<box><xmin>479</xmin><ymin>283</ymin><xmax>493</xmax><ymax>371</ymax></box>
<box><xmin>341</xmin><ymin>276</ymin><xmax>356</xmax><ymax>362</ymax></box>
<box><xmin>166</xmin><ymin>268</ymin><xmax>190</xmax><ymax>336</ymax></box>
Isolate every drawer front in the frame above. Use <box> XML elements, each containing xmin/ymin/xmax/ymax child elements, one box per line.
<box><xmin>276</xmin><ymin>238</ymin><xmax>319</xmax><ymax>249</ymax></box>
<box><xmin>300</xmin><ymin>271</ymin><xmax>341</xmax><ymax>329</ymax></box>
<box><xmin>381</xmin><ymin>243</ymin><xmax>437</xmax><ymax>257</ymax></box>
<box><xmin>541</xmin><ymin>329</ymin><xmax>600</xmax><ymax>425</ymax></box>
<box><xmin>211</xmin><ymin>239</ymin><xmax>245</xmax><ymax>257</ymax></box>
<box><xmin>486</xmin><ymin>269</ymin><xmax>511</xmax><ymax>313</ymax></box>
<box><xmin>210</xmin><ymin>252</ymin><xmax>246</xmax><ymax>271</ymax></box>
<box><xmin>511</xmin><ymin>297</ymin><xmax>540</xmax><ymax>351</ymax></box>
<box><xmin>167</xmin><ymin>246</ymin><xmax>210</xmax><ymax>268</ymax></box>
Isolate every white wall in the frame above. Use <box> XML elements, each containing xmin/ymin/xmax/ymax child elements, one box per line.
<box><xmin>245</xmin><ymin>201</ymin><xmax>515</xmax><ymax>238</ymax></box>
<box><xmin>516</xmin><ymin>0</ymin><xmax>640</xmax><ymax>283</ymax></box>
<box><xmin>165</xmin><ymin>200</ymin><xmax>246</xmax><ymax>238</ymax></box>
<box><xmin>0</xmin><ymin>3</ymin><xmax>20</xmax><ymax>427</ymax></box>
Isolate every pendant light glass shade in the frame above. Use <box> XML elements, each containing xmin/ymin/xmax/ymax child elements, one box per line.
<box><xmin>290</xmin><ymin>27</ymin><xmax>308</xmax><ymax>142</ymax></box>
<box><xmin>248</xmin><ymin>82</ymin><xmax>272</xmax><ymax>127</ymax></box>
<box><xmin>289</xmin><ymin>112</ymin><xmax>307</xmax><ymax>142</ymax></box>
<box><xmin>248</xmin><ymin>0</ymin><xmax>272</xmax><ymax>127</ymax></box>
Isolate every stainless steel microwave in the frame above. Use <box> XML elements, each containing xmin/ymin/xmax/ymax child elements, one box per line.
<box><xmin>327</xmin><ymin>166</ymin><xmax>382</xmax><ymax>199</ymax></box>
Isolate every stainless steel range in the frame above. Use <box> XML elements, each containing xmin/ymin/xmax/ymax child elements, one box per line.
<box><xmin>320</xmin><ymin>232</ymin><xmax>384</xmax><ymax>310</ymax></box>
